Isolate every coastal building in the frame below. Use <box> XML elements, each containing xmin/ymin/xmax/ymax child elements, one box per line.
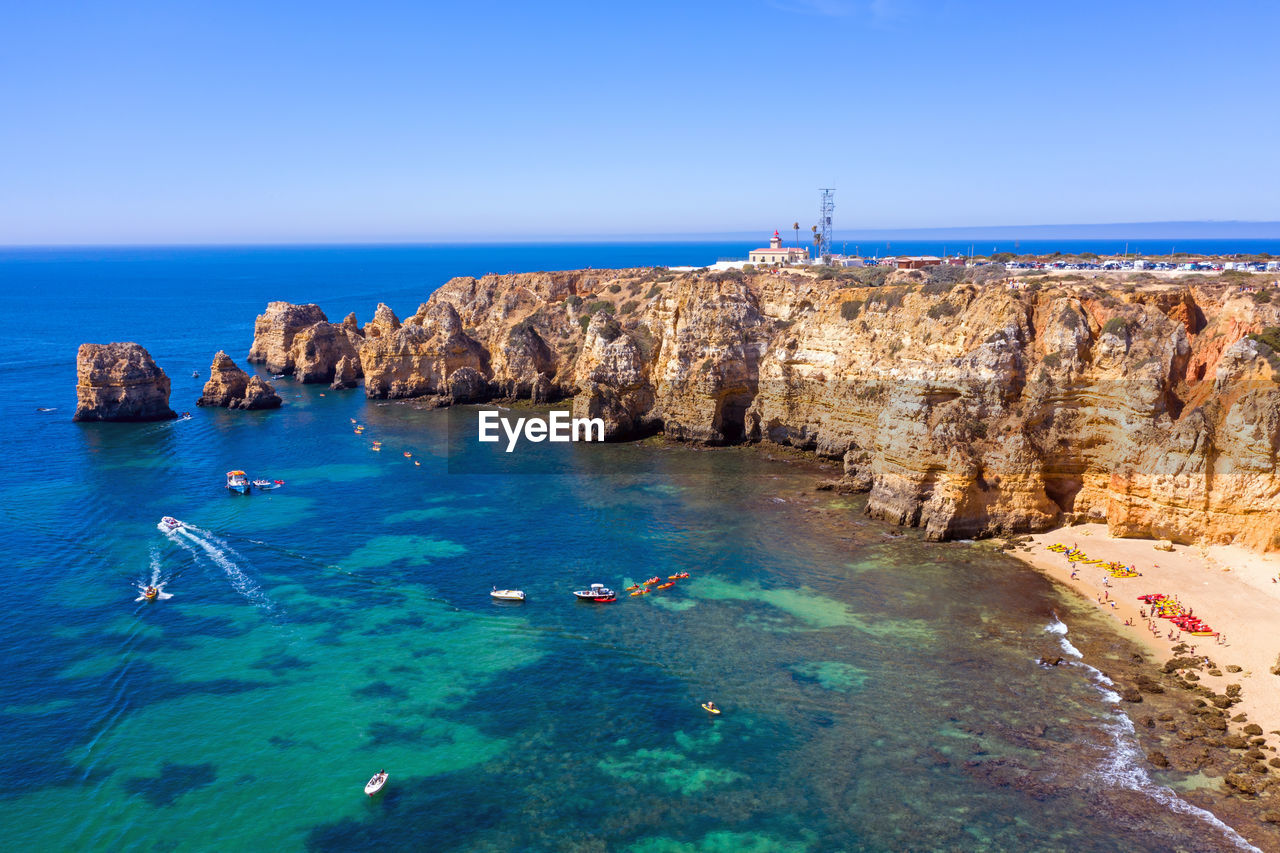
<box><xmin>894</xmin><ymin>256</ymin><xmax>943</xmax><ymax>270</ymax></box>
<box><xmin>749</xmin><ymin>231</ymin><xmax>809</xmax><ymax>265</ymax></box>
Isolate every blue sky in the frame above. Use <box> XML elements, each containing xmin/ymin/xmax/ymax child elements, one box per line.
<box><xmin>2</xmin><ymin>0</ymin><xmax>1277</xmax><ymax>243</ymax></box>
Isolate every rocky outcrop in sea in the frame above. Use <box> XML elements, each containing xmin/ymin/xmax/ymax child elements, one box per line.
<box><xmin>74</xmin><ymin>342</ymin><xmax>177</xmax><ymax>422</ymax></box>
<box><xmin>197</xmin><ymin>351</ymin><xmax>282</xmax><ymax>409</ymax></box>
<box><xmin>246</xmin><ymin>268</ymin><xmax>1280</xmax><ymax>550</ymax></box>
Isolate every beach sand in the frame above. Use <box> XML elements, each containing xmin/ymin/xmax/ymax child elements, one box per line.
<box><xmin>1014</xmin><ymin>524</ymin><xmax>1280</xmax><ymax>733</ymax></box>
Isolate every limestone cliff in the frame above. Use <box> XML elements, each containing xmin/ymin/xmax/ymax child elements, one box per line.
<box><xmin>247</xmin><ymin>268</ymin><xmax>1280</xmax><ymax>550</ymax></box>
<box><xmin>246</xmin><ymin>301</ymin><xmax>363</xmax><ymax>384</ymax></box>
<box><xmin>197</xmin><ymin>351</ymin><xmax>282</xmax><ymax>409</ymax></box>
<box><xmin>74</xmin><ymin>342</ymin><xmax>176</xmax><ymax>422</ymax></box>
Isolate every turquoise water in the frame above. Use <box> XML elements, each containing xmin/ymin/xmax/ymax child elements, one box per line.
<box><xmin>0</xmin><ymin>246</ymin><xmax>1259</xmax><ymax>851</ymax></box>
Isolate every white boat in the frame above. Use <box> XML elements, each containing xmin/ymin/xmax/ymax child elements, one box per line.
<box><xmin>158</xmin><ymin>516</ymin><xmax>183</xmax><ymax>533</ymax></box>
<box><xmin>226</xmin><ymin>470</ymin><xmax>251</xmax><ymax>495</ymax></box>
<box><xmin>364</xmin><ymin>770</ymin><xmax>388</xmax><ymax>796</ymax></box>
<box><xmin>490</xmin><ymin>588</ymin><xmax>525</xmax><ymax>601</ymax></box>
<box><xmin>573</xmin><ymin>583</ymin><xmax>616</xmax><ymax>602</ymax></box>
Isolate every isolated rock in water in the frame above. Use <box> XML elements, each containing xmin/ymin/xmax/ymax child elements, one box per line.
<box><xmin>198</xmin><ymin>351</ymin><xmax>282</xmax><ymax>409</ymax></box>
<box><xmin>198</xmin><ymin>350</ymin><xmax>250</xmax><ymax>406</ymax></box>
<box><xmin>331</xmin><ymin>355</ymin><xmax>361</xmax><ymax>390</ymax></box>
<box><xmin>237</xmin><ymin>376</ymin><xmax>282</xmax><ymax>410</ymax></box>
<box><xmin>247</xmin><ymin>302</ymin><xmax>329</xmax><ymax>374</ymax></box>
<box><xmin>74</xmin><ymin>342</ymin><xmax>176</xmax><ymax>422</ymax></box>
<box><xmin>289</xmin><ymin>321</ymin><xmax>362</xmax><ymax>384</ymax></box>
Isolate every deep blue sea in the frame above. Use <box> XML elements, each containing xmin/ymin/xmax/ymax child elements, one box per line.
<box><xmin>0</xmin><ymin>244</ymin><xmax>1264</xmax><ymax>851</ymax></box>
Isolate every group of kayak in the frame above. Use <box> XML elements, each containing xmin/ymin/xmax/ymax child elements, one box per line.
<box><xmin>1048</xmin><ymin>543</ymin><xmax>1141</xmax><ymax>579</ymax></box>
<box><xmin>1138</xmin><ymin>593</ymin><xmax>1217</xmax><ymax>636</ymax></box>
<box><xmin>353</xmin><ymin>419</ymin><xmax>421</xmax><ymax>466</ymax></box>
<box><xmin>625</xmin><ymin>572</ymin><xmax>691</xmax><ymax>597</ymax></box>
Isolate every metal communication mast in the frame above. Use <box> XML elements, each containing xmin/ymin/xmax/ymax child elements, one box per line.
<box><xmin>818</xmin><ymin>188</ymin><xmax>835</xmax><ymax>261</ymax></box>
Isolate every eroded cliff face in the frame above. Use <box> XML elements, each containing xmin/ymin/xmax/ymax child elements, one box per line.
<box><xmin>247</xmin><ymin>269</ymin><xmax>1280</xmax><ymax>550</ymax></box>
<box><xmin>246</xmin><ymin>301</ymin><xmax>363</xmax><ymax>384</ymax></box>
<box><xmin>74</xmin><ymin>342</ymin><xmax>176</xmax><ymax>422</ymax></box>
<box><xmin>197</xmin><ymin>351</ymin><xmax>282</xmax><ymax>409</ymax></box>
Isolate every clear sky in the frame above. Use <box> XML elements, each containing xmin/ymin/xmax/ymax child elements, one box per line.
<box><xmin>2</xmin><ymin>0</ymin><xmax>1278</xmax><ymax>244</ymax></box>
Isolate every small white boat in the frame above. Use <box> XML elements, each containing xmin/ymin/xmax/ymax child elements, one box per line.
<box><xmin>252</xmin><ymin>479</ymin><xmax>284</xmax><ymax>491</ymax></box>
<box><xmin>573</xmin><ymin>583</ymin><xmax>616</xmax><ymax>603</ymax></box>
<box><xmin>364</xmin><ymin>770</ymin><xmax>388</xmax><ymax>796</ymax></box>
<box><xmin>490</xmin><ymin>588</ymin><xmax>525</xmax><ymax>602</ymax></box>
<box><xmin>158</xmin><ymin>516</ymin><xmax>183</xmax><ymax>533</ymax></box>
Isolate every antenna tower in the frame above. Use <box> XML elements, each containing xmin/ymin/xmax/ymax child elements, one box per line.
<box><xmin>818</xmin><ymin>188</ymin><xmax>835</xmax><ymax>260</ymax></box>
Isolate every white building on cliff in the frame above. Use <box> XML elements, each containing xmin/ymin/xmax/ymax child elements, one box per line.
<box><xmin>749</xmin><ymin>231</ymin><xmax>809</xmax><ymax>265</ymax></box>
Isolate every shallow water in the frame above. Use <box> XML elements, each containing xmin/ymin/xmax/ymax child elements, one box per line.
<box><xmin>0</xmin><ymin>246</ymin><xmax>1260</xmax><ymax>851</ymax></box>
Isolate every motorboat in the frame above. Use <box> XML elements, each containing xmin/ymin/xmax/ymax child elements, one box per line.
<box><xmin>159</xmin><ymin>516</ymin><xmax>183</xmax><ymax>533</ymax></box>
<box><xmin>573</xmin><ymin>583</ymin><xmax>616</xmax><ymax>603</ymax></box>
<box><xmin>252</xmin><ymin>479</ymin><xmax>284</xmax><ymax>491</ymax></box>
<box><xmin>226</xmin><ymin>471</ymin><xmax>251</xmax><ymax>494</ymax></box>
<box><xmin>364</xmin><ymin>771</ymin><xmax>388</xmax><ymax>796</ymax></box>
<box><xmin>491</xmin><ymin>588</ymin><xmax>525</xmax><ymax>602</ymax></box>
<box><xmin>143</xmin><ymin>586</ymin><xmax>159</xmax><ymax>601</ymax></box>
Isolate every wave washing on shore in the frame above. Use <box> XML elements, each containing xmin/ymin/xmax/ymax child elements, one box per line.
<box><xmin>1046</xmin><ymin>617</ymin><xmax>1261</xmax><ymax>852</ymax></box>
<box><xmin>0</xmin><ymin>245</ymin><xmax>1269</xmax><ymax>851</ymax></box>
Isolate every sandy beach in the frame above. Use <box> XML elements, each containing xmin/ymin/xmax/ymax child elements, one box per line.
<box><xmin>1014</xmin><ymin>524</ymin><xmax>1280</xmax><ymax>733</ymax></box>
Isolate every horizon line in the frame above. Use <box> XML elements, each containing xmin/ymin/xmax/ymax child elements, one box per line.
<box><xmin>4</xmin><ymin>219</ymin><xmax>1280</xmax><ymax>249</ymax></box>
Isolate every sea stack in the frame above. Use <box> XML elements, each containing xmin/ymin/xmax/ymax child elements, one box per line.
<box><xmin>74</xmin><ymin>342</ymin><xmax>177</xmax><ymax>422</ymax></box>
<box><xmin>197</xmin><ymin>351</ymin><xmax>282</xmax><ymax>409</ymax></box>
<box><xmin>247</xmin><ymin>301</ymin><xmax>363</xmax><ymax>384</ymax></box>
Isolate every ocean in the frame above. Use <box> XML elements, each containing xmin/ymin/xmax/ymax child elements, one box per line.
<box><xmin>0</xmin><ymin>244</ymin><xmax>1263</xmax><ymax>851</ymax></box>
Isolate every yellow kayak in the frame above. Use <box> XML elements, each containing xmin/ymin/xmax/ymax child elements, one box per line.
<box><xmin>701</xmin><ymin>703</ymin><xmax>721</xmax><ymax>715</ymax></box>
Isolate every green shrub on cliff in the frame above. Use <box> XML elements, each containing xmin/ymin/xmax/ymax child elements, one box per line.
<box><xmin>926</xmin><ymin>300</ymin><xmax>960</xmax><ymax>319</ymax></box>
<box><xmin>1248</xmin><ymin>327</ymin><xmax>1280</xmax><ymax>352</ymax></box>
<box><xmin>586</xmin><ymin>300</ymin><xmax>615</xmax><ymax>315</ymax></box>
<box><xmin>608</xmin><ymin>283</ymin><xmax>622</xmax><ymax>293</ymax></box>
<box><xmin>1101</xmin><ymin>317</ymin><xmax>1130</xmax><ymax>337</ymax></box>
<box><xmin>565</xmin><ymin>294</ymin><xmax>582</xmax><ymax>308</ymax></box>
<box><xmin>579</xmin><ymin>315</ymin><xmax>591</xmax><ymax>333</ymax></box>
<box><xmin>1253</xmin><ymin>289</ymin><xmax>1273</xmax><ymax>304</ymax></box>
<box><xmin>619</xmin><ymin>300</ymin><xmax>639</xmax><ymax>315</ymax></box>
<box><xmin>645</xmin><ymin>285</ymin><xmax>661</xmax><ymax>299</ymax></box>
<box><xmin>840</xmin><ymin>300</ymin><xmax>863</xmax><ymax>321</ymax></box>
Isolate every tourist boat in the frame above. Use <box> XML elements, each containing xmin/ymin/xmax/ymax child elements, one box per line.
<box><xmin>364</xmin><ymin>770</ymin><xmax>388</xmax><ymax>796</ymax></box>
<box><xmin>573</xmin><ymin>583</ymin><xmax>616</xmax><ymax>603</ymax></box>
<box><xmin>159</xmin><ymin>516</ymin><xmax>183</xmax><ymax>533</ymax></box>
<box><xmin>252</xmin><ymin>479</ymin><xmax>284</xmax><ymax>491</ymax></box>
<box><xmin>490</xmin><ymin>588</ymin><xmax>525</xmax><ymax>602</ymax></box>
<box><xmin>226</xmin><ymin>471</ymin><xmax>251</xmax><ymax>494</ymax></box>
<box><xmin>143</xmin><ymin>586</ymin><xmax>159</xmax><ymax>601</ymax></box>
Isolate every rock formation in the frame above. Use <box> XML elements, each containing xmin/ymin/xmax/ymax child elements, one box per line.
<box><xmin>247</xmin><ymin>268</ymin><xmax>1280</xmax><ymax>550</ymax></box>
<box><xmin>74</xmin><ymin>342</ymin><xmax>176</xmax><ymax>422</ymax></box>
<box><xmin>360</xmin><ymin>301</ymin><xmax>491</xmax><ymax>399</ymax></box>
<box><xmin>246</xmin><ymin>301</ymin><xmax>363</xmax><ymax>385</ymax></box>
<box><xmin>197</xmin><ymin>351</ymin><xmax>282</xmax><ymax>409</ymax></box>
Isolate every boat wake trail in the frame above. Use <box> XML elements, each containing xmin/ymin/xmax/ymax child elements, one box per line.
<box><xmin>176</xmin><ymin>527</ymin><xmax>276</xmax><ymax>613</ymax></box>
<box><xmin>1044</xmin><ymin>618</ymin><xmax>1260</xmax><ymax>852</ymax></box>
<box><xmin>134</xmin><ymin>547</ymin><xmax>175</xmax><ymax>601</ymax></box>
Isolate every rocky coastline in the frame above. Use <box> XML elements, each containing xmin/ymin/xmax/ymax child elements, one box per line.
<box><xmin>243</xmin><ymin>266</ymin><xmax>1280</xmax><ymax>553</ymax></box>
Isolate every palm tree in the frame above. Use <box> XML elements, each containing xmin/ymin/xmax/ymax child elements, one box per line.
<box><xmin>792</xmin><ymin>222</ymin><xmax>800</xmax><ymax>250</ymax></box>
<box><xmin>811</xmin><ymin>225</ymin><xmax>820</xmax><ymax>262</ymax></box>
